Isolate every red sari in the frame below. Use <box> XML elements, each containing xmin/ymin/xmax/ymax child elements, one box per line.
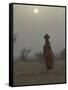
<box><xmin>43</xmin><ymin>40</ymin><xmax>54</xmax><ymax>70</ymax></box>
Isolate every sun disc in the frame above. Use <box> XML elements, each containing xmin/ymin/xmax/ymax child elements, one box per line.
<box><xmin>34</xmin><ymin>8</ymin><xmax>39</xmax><ymax>14</ymax></box>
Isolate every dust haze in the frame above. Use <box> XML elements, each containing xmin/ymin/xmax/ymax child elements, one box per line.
<box><xmin>13</xmin><ymin>4</ymin><xmax>66</xmax><ymax>86</ymax></box>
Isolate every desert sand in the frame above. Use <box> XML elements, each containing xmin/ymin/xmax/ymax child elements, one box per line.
<box><xmin>13</xmin><ymin>59</ymin><xmax>65</xmax><ymax>86</ymax></box>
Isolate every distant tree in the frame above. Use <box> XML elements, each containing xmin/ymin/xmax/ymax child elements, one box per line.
<box><xmin>60</xmin><ymin>49</ymin><xmax>65</xmax><ymax>58</ymax></box>
<box><xmin>13</xmin><ymin>34</ymin><xmax>18</xmax><ymax>43</ymax></box>
<box><xmin>35</xmin><ymin>52</ymin><xmax>43</xmax><ymax>62</ymax></box>
<box><xmin>20</xmin><ymin>48</ymin><xmax>31</xmax><ymax>61</ymax></box>
<box><xmin>55</xmin><ymin>53</ymin><xmax>60</xmax><ymax>59</ymax></box>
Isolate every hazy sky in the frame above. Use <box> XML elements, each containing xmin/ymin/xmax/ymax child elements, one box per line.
<box><xmin>13</xmin><ymin>4</ymin><xmax>65</xmax><ymax>58</ymax></box>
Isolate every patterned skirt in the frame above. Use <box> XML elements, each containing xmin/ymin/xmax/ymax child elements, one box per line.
<box><xmin>44</xmin><ymin>51</ymin><xmax>54</xmax><ymax>70</ymax></box>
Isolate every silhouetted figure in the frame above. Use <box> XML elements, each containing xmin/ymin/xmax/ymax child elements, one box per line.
<box><xmin>43</xmin><ymin>34</ymin><xmax>54</xmax><ymax>70</ymax></box>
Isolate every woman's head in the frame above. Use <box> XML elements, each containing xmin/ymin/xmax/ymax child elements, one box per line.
<box><xmin>44</xmin><ymin>34</ymin><xmax>50</xmax><ymax>40</ymax></box>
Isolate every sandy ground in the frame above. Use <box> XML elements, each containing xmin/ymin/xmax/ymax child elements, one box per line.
<box><xmin>13</xmin><ymin>59</ymin><xmax>66</xmax><ymax>86</ymax></box>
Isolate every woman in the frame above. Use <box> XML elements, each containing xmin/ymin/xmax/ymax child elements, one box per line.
<box><xmin>43</xmin><ymin>34</ymin><xmax>54</xmax><ymax>70</ymax></box>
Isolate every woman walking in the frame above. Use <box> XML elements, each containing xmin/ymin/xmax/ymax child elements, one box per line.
<box><xmin>43</xmin><ymin>34</ymin><xmax>54</xmax><ymax>70</ymax></box>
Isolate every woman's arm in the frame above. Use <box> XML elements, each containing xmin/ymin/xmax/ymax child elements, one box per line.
<box><xmin>43</xmin><ymin>45</ymin><xmax>45</xmax><ymax>57</ymax></box>
<box><xmin>48</xmin><ymin>41</ymin><xmax>55</xmax><ymax>58</ymax></box>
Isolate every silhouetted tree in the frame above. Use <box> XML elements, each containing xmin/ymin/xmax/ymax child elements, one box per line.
<box><xmin>35</xmin><ymin>52</ymin><xmax>43</xmax><ymax>62</ymax></box>
<box><xmin>13</xmin><ymin>34</ymin><xmax>18</xmax><ymax>43</ymax></box>
<box><xmin>55</xmin><ymin>53</ymin><xmax>60</xmax><ymax>59</ymax></box>
<box><xmin>20</xmin><ymin>48</ymin><xmax>31</xmax><ymax>61</ymax></box>
<box><xmin>60</xmin><ymin>48</ymin><xmax>65</xmax><ymax>58</ymax></box>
